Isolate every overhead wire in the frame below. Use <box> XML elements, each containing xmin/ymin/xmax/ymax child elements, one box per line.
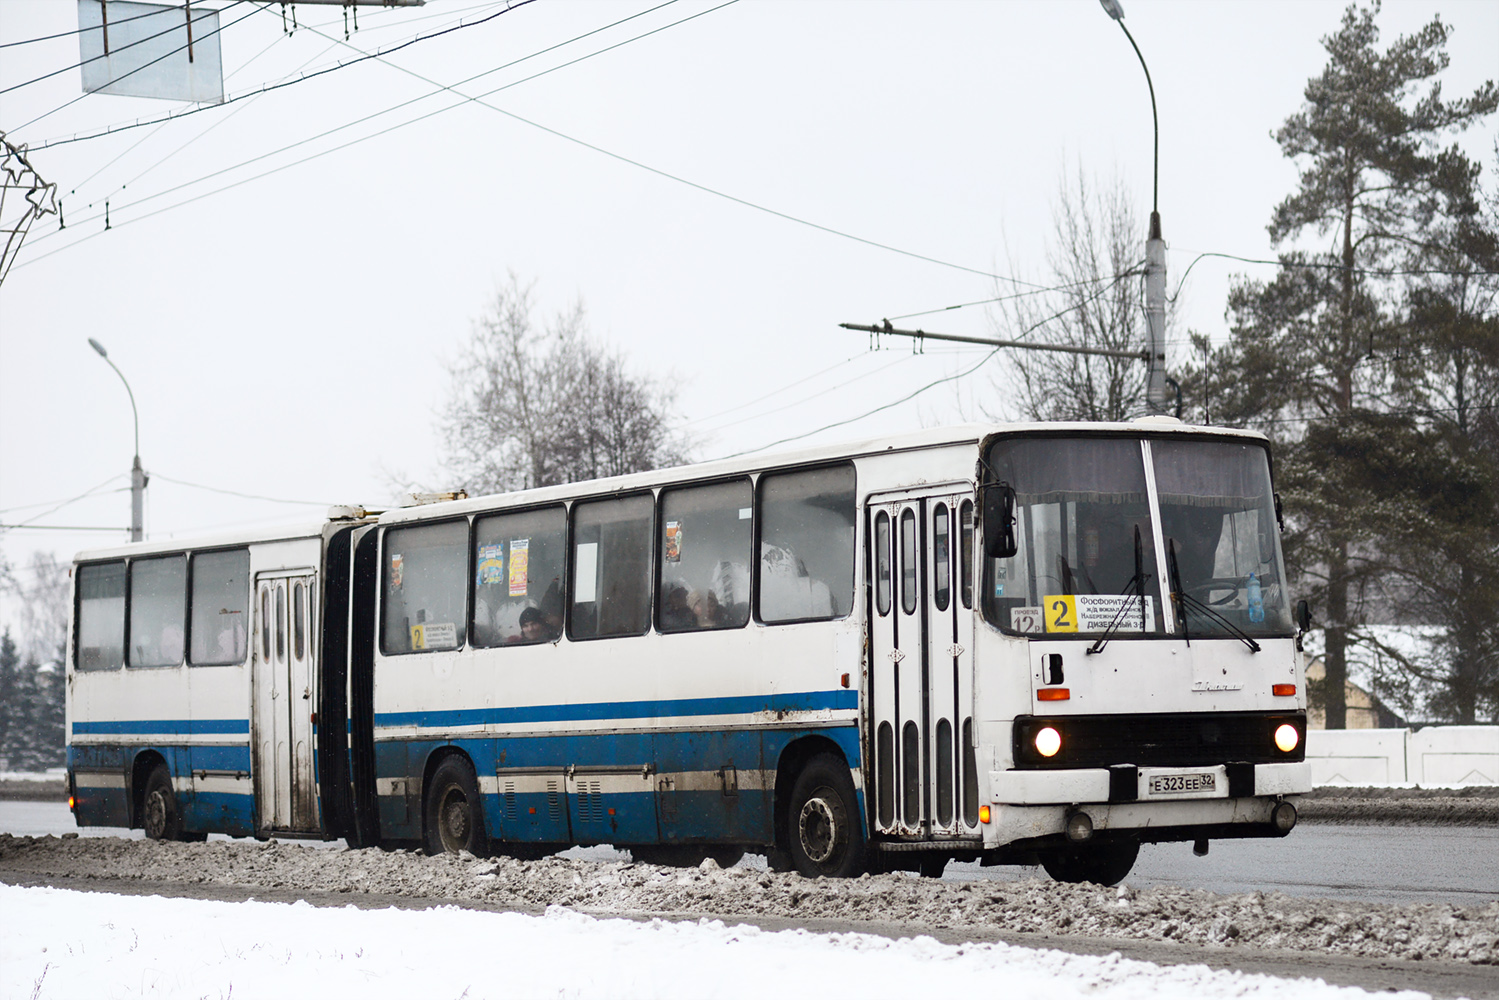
<box><xmin>18</xmin><ymin>0</ymin><xmax>1040</xmax><ymax>289</ymax></box>
<box><xmin>150</xmin><ymin>472</ymin><xmax>332</xmax><ymax>506</ymax></box>
<box><xmin>0</xmin><ymin>473</ymin><xmax>128</xmax><ymax>534</ymax></box>
<box><xmin>717</xmin><ymin>269</ymin><xmax>1140</xmax><ymax>459</ymax></box>
<box><xmin>18</xmin><ymin>0</ymin><xmax>691</xmax><ymax>254</ymax></box>
<box><xmin>22</xmin><ymin>0</ymin><xmax>543</xmax><ymax>146</ymax></box>
<box><xmin>11</xmin><ymin>3</ymin><xmax>263</xmax><ymax>134</ymax></box>
<box><xmin>696</xmin><ymin>352</ymin><xmax>915</xmax><ymax>435</ymax></box>
<box><xmin>1168</xmin><ymin>249</ymin><xmax>1496</xmax><ymax>303</ymax></box>
<box><xmin>0</xmin><ymin>1</ymin><xmax>204</xmax><ymax>50</ymax></box>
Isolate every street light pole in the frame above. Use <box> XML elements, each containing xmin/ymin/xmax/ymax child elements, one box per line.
<box><xmin>1099</xmin><ymin>0</ymin><xmax>1170</xmax><ymax>415</ymax></box>
<box><xmin>88</xmin><ymin>338</ymin><xmax>146</xmax><ymax>542</ymax></box>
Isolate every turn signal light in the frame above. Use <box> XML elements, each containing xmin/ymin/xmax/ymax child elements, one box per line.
<box><xmin>1272</xmin><ymin>684</ymin><xmax>1296</xmax><ymax>697</ymax></box>
<box><xmin>1274</xmin><ymin>723</ymin><xmax>1300</xmax><ymax>753</ymax></box>
<box><xmin>68</xmin><ymin>795</ymin><xmax>75</xmax><ymax>812</ymax></box>
<box><xmin>979</xmin><ymin>805</ymin><xmax>991</xmax><ymax>824</ymax></box>
<box><xmin>1037</xmin><ymin>688</ymin><xmax>1070</xmax><ymax>702</ymax></box>
<box><xmin>1034</xmin><ymin>726</ymin><xmax>1062</xmax><ymax>757</ymax></box>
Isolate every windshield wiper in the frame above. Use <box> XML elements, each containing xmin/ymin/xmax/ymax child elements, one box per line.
<box><xmin>1087</xmin><ymin>525</ymin><xmax>1150</xmax><ymax>655</ymax></box>
<box><xmin>1167</xmin><ymin>538</ymin><xmax>1261</xmax><ymax>653</ymax></box>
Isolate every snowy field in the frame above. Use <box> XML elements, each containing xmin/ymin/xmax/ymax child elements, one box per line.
<box><xmin>0</xmin><ymin>884</ymin><xmax>1437</xmax><ymax>1000</ymax></box>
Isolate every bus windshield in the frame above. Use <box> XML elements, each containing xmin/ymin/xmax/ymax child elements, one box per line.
<box><xmin>981</xmin><ymin>435</ymin><xmax>1292</xmax><ymax>639</ymax></box>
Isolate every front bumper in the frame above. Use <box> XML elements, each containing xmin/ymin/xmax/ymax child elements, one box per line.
<box><xmin>983</xmin><ymin>761</ymin><xmax>1310</xmax><ymax>847</ymax></box>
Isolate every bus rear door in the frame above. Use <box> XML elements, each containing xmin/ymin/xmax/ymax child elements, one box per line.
<box><xmin>252</xmin><ymin>571</ymin><xmax>319</xmax><ymax>833</ymax></box>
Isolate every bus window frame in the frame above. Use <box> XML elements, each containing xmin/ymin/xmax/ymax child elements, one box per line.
<box><xmin>73</xmin><ymin>558</ymin><xmax>127</xmax><ymax>673</ymax></box>
<box><xmin>126</xmin><ymin>551</ymin><xmax>189</xmax><ymax>670</ymax></box>
<box><xmin>469</xmin><ymin>501</ymin><xmax>569</xmax><ymax>650</ymax></box>
<box><xmin>378</xmin><ymin>516</ymin><xmax>473</xmax><ymax>657</ymax></box>
<box><xmin>567</xmin><ymin>490</ymin><xmax>656</xmax><ymax>643</ymax></box>
<box><xmin>187</xmin><ymin>545</ymin><xmax>252</xmax><ymax>668</ymax></box>
<box><xmin>655</xmin><ymin>475</ymin><xmax>754</xmax><ymax>635</ymax></box>
<box><xmin>752</xmin><ymin>460</ymin><xmax>858</xmax><ymax>627</ymax></box>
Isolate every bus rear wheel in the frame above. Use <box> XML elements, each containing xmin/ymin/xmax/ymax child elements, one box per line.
<box><xmin>424</xmin><ymin>757</ymin><xmax>488</xmax><ymax>857</ymax></box>
<box><xmin>1039</xmin><ymin>840</ymin><xmax>1138</xmax><ymax>886</ymax></box>
<box><xmin>141</xmin><ymin>765</ymin><xmax>183</xmax><ymax>841</ymax></box>
<box><xmin>786</xmin><ymin>754</ymin><xmax>866</xmax><ymax>878</ymax></box>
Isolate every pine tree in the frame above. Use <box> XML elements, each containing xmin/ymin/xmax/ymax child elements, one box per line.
<box><xmin>1188</xmin><ymin>3</ymin><xmax>1495</xmax><ymax>726</ymax></box>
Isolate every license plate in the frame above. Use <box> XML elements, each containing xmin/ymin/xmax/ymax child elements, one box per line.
<box><xmin>1148</xmin><ymin>772</ymin><xmax>1216</xmax><ymax>795</ymax></box>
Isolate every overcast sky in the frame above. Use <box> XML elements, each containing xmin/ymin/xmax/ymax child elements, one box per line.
<box><xmin>1</xmin><ymin>0</ymin><xmax>1495</xmax><ymax>630</ymax></box>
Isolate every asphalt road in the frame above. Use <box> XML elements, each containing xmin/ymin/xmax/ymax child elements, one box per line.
<box><xmin>4</xmin><ymin>800</ymin><xmax>1496</xmax><ymax>908</ymax></box>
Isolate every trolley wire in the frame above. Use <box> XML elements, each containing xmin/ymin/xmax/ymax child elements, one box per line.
<box><xmin>11</xmin><ymin>3</ymin><xmax>262</xmax><ymax>134</ymax></box>
<box><xmin>149</xmin><ymin>472</ymin><xmax>334</xmax><ymax>507</ymax></box>
<box><xmin>21</xmin><ymin>0</ymin><xmax>541</xmax><ymax>146</ymax></box>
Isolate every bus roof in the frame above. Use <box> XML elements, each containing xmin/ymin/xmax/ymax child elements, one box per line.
<box><xmin>378</xmin><ymin>418</ymin><xmax>1269</xmax><ymax>526</ymax></box>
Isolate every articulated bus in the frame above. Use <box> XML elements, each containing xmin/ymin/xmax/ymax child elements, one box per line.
<box><xmin>66</xmin><ymin>419</ymin><xmax>1310</xmax><ymax>883</ymax></box>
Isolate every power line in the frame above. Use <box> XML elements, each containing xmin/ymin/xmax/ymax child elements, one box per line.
<box><xmin>883</xmin><ymin>269</ymin><xmax>1143</xmax><ymax>321</ymax></box>
<box><xmin>13</xmin><ymin>3</ymin><xmax>263</xmax><ymax>135</ymax></box>
<box><xmin>23</xmin><ymin>0</ymin><xmax>541</xmax><ymax>147</ymax></box>
<box><xmin>717</xmin><ymin>270</ymin><xmax>1139</xmax><ymax>458</ymax></box>
<box><xmin>697</xmin><ymin>353</ymin><xmax>915</xmax><ymax>435</ymax></box>
<box><xmin>1169</xmin><ymin>250</ymin><xmax>1497</xmax><ymax>302</ymax></box>
<box><xmin>18</xmin><ymin>0</ymin><xmax>692</xmax><ymax>254</ymax></box>
<box><xmin>0</xmin><ymin>473</ymin><xmax>127</xmax><ymax>534</ymax></box>
<box><xmin>151</xmin><ymin>472</ymin><xmax>331</xmax><ymax>506</ymax></box>
<box><xmin>0</xmin><ymin>1</ymin><xmax>210</xmax><ymax>50</ymax></box>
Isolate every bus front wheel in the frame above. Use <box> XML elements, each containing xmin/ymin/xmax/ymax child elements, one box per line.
<box><xmin>424</xmin><ymin>757</ymin><xmax>488</xmax><ymax>857</ymax></box>
<box><xmin>1039</xmin><ymin>840</ymin><xmax>1139</xmax><ymax>886</ymax></box>
<box><xmin>141</xmin><ymin>765</ymin><xmax>183</xmax><ymax>841</ymax></box>
<box><xmin>786</xmin><ymin>754</ymin><xmax>866</xmax><ymax>878</ymax></box>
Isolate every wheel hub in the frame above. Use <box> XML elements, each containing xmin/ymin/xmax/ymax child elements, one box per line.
<box><xmin>144</xmin><ymin>790</ymin><xmax>167</xmax><ymax>838</ymax></box>
<box><xmin>798</xmin><ymin>793</ymin><xmax>841</xmax><ymax>864</ymax></box>
<box><xmin>441</xmin><ymin>793</ymin><xmax>469</xmax><ymax>849</ymax></box>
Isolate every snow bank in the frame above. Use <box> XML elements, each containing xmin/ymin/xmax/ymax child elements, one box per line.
<box><xmin>0</xmin><ymin>885</ymin><xmax>1435</xmax><ymax>1000</ymax></box>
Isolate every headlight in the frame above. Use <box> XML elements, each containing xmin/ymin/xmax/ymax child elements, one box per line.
<box><xmin>1034</xmin><ymin>726</ymin><xmax>1062</xmax><ymax>757</ymax></box>
<box><xmin>1274</xmin><ymin>723</ymin><xmax>1300</xmax><ymax>753</ymax></box>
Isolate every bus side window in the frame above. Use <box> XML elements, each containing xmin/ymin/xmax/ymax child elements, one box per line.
<box><xmin>76</xmin><ymin>561</ymin><xmax>126</xmax><ymax>671</ymax></box>
<box><xmin>381</xmin><ymin>520</ymin><xmax>469</xmax><ymax>655</ymax></box>
<box><xmin>874</xmin><ymin>510</ymin><xmax>892</xmax><ymax>616</ymax></box>
<box><xmin>472</xmin><ymin>505</ymin><xmax>566</xmax><ymax>647</ymax></box>
<box><xmin>658</xmin><ymin>479</ymin><xmax>752</xmax><ymax>633</ymax></box>
<box><xmin>758</xmin><ymin>464</ymin><xmax>856</xmax><ymax>624</ymax></box>
<box><xmin>129</xmin><ymin>555</ymin><xmax>187</xmax><ymax>667</ymax></box>
<box><xmin>190</xmin><ymin>549</ymin><xmax>249</xmax><ymax>666</ymax></box>
<box><xmin>570</xmin><ymin>493</ymin><xmax>654</xmax><ymax>640</ymax></box>
<box><xmin>959</xmin><ymin>500</ymin><xmax>974</xmax><ymax>610</ymax></box>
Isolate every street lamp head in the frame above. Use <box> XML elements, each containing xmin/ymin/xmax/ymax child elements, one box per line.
<box><xmin>88</xmin><ymin>337</ymin><xmax>108</xmax><ymax>358</ymax></box>
<box><xmin>1099</xmin><ymin>0</ymin><xmax>1126</xmax><ymax>20</ymax></box>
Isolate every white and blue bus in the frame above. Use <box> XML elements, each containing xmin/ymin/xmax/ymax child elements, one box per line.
<box><xmin>67</xmin><ymin>419</ymin><xmax>1310</xmax><ymax>883</ymax></box>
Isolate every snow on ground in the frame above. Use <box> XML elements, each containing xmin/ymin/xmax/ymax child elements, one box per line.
<box><xmin>0</xmin><ymin>884</ymin><xmax>1435</xmax><ymax>1000</ymax></box>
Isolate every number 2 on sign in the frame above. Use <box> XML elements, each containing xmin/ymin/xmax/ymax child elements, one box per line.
<box><xmin>1044</xmin><ymin>595</ymin><xmax>1078</xmax><ymax>633</ymax></box>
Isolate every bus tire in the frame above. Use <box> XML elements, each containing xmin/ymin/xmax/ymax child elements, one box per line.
<box><xmin>1040</xmin><ymin>840</ymin><xmax>1138</xmax><ymax>886</ymax></box>
<box><xmin>141</xmin><ymin>765</ymin><xmax>183</xmax><ymax>841</ymax></box>
<box><xmin>786</xmin><ymin>754</ymin><xmax>866</xmax><ymax>878</ymax></box>
<box><xmin>424</xmin><ymin>757</ymin><xmax>488</xmax><ymax>858</ymax></box>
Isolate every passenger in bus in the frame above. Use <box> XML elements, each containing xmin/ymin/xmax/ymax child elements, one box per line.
<box><xmin>688</xmin><ymin>588</ymin><xmax>726</xmax><ymax>628</ymax></box>
<box><xmin>509</xmin><ymin>606</ymin><xmax>557</xmax><ymax>643</ymax></box>
<box><xmin>660</xmin><ymin>583</ymin><xmax>696</xmax><ymax>631</ymax></box>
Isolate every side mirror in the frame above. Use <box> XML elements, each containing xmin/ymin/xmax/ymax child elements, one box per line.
<box><xmin>1295</xmin><ymin>599</ymin><xmax>1312</xmax><ymax>633</ymax></box>
<box><xmin>982</xmin><ymin>483</ymin><xmax>1017</xmax><ymax>559</ymax></box>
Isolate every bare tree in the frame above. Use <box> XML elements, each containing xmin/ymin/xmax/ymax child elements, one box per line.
<box><xmin>0</xmin><ymin>550</ymin><xmax>69</xmax><ymax>665</ymax></box>
<box><xmin>440</xmin><ymin>274</ymin><xmax>689</xmax><ymax>495</ymax></box>
<box><xmin>987</xmin><ymin>170</ymin><xmax>1154</xmax><ymax>422</ymax></box>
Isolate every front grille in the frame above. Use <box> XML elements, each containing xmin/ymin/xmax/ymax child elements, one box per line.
<box><xmin>1013</xmin><ymin>711</ymin><xmax>1305</xmax><ymax>769</ymax></box>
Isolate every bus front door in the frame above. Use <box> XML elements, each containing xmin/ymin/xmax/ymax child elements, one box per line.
<box><xmin>868</xmin><ymin>488</ymin><xmax>979</xmax><ymax>844</ymax></box>
<box><xmin>252</xmin><ymin>571</ymin><xmax>319</xmax><ymax>834</ymax></box>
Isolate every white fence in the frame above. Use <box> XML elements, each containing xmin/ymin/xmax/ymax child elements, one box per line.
<box><xmin>1306</xmin><ymin>726</ymin><xmax>1499</xmax><ymax>786</ymax></box>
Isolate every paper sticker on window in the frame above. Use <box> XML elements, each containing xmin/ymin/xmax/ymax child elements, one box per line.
<box><xmin>508</xmin><ymin>538</ymin><xmax>529</xmax><ymax>597</ymax></box>
<box><xmin>738</xmin><ymin>508</ymin><xmax>752</xmax><ymax>520</ymax></box>
<box><xmin>665</xmin><ymin>521</ymin><xmax>682</xmax><ymax>563</ymax></box>
<box><xmin>1011</xmin><ymin>606</ymin><xmax>1043</xmax><ymax>633</ymax></box>
<box><xmin>390</xmin><ymin>554</ymin><xmax>403</xmax><ymax>588</ymax></box>
<box><xmin>575</xmin><ymin>543</ymin><xmax>598</xmax><ymax>603</ymax></box>
<box><xmin>1043</xmin><ymin>595</ymin><xmax>1078</xmax><ymax>633</ymax></box>
<box><xmin>410</xmin><ymin>622</ymin><xmax>457</xmax><ymax>650</ymax></box>
<box><xmin>476</xmin><ymin>544</ymin><xmax>504</xmax><ymax>586</ymax></box>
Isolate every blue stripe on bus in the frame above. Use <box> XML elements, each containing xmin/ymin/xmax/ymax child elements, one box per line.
<box><xmin>72</xmin><ymin>719</ymin><xmax>250</xmax><ymax>736</ymax></box>
<box><xmin>373</xmin><ymin>689</ymin><xmax>858</xmax><ymax>730</ymax></box>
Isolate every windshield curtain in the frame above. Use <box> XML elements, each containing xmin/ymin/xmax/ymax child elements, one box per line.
<box><xmin>982</xmin><ymin>435</ymin><xmax>1293</xmax><ymax>639</ymax></box>
<box><xmin>1151</xmin><ymin>438</ymin><xmax>1292</xmax><ymax>637</ymax></box>
<box><xmin>983</xmin><ymin>437</ymin><xmax>1164</xmax><ymax>636</ymax></box>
